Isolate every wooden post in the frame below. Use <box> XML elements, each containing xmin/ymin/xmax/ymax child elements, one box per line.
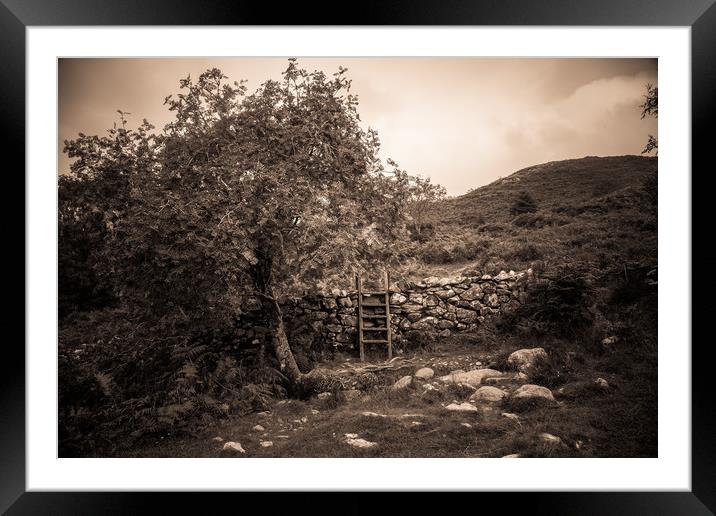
<box><xmin>384</xmin><ymin>269</ymin><xmax>392</xmax><ymax>361</ymax></box>
<box><xmin>356</xmin><ymin>272</ymin><xmax>365</xmax><ymax>362</ymax></box>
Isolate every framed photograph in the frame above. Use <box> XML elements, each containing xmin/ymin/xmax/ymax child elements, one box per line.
<box><xmin>8</xmin><ymin>0</ymin><xmax>713</xmax><ymax>512</ymax></box>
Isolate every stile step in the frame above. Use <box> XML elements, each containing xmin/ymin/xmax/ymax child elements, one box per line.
<box><xmin>363</xmin><ymin>339</ymin><xmax>389</xmax><ymax>344</ymax></box>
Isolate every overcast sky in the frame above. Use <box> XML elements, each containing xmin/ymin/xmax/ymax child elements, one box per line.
<box><xmin>59</xmin><ymin>58</ymin><xmax>657</xmax><ymax>195</ymax></box>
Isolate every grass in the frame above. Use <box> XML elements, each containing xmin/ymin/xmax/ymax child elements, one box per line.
<box><xmin>396</xmin><ymin>155</ymin><xmax>657</xmax><ymax>280</ymax></box>
<box><xmin>113</xmin><ymin>327</ymin><xmax>657</xmax><ymax>458</ymax></box>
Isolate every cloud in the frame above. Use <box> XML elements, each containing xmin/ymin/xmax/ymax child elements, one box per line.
<box><xmin>59</xmin><ymin>58</ymin><xmax>657</xmax><ymax>195</ymax></box>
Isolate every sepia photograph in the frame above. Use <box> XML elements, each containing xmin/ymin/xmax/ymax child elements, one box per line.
<box><xmin>57</xmin><ymin>56</ymin><xmax>658</xmax><ymax>459</ymax></box>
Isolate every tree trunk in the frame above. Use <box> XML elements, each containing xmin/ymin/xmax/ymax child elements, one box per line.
<box><xmin>262</xmin><ymin>290</ymin><xmax>303</xmax><ymax>390</ymax></box>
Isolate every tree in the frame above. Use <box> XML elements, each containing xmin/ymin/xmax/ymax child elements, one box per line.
<box><xmin>63</xmin><ymin>61</ymin><xmax>413</xmax><ymax>393</ymax></box>
<box><xmin>640</xmin><ymin>83</ymin><xmax>658</xmax><ymax>155</ymax></box>
<box><xmin>404</xmin><ymin>174</ymin><xmax>446</xmax><ymax>240</ymax></box>
<box><xmin>511</xmin><ymin>191</ymin><xmax>537</xmax><ymax>215</ymax></box>
<box><xmin>59</xmin><ymin>112</ymin><xmax>156</xmax><ymax>316</ymax></box>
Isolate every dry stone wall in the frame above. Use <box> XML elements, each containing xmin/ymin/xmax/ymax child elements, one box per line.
<box><xmin>236</xmin><ymin>269</ymin><xmax>532</xmax><ymax>354</ymax></box>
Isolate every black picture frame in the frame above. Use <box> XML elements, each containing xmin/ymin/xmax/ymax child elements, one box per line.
<box><xmin>5</xmin><ymin>0</ymin><xmax>713</xmax><ymax>513</ymax></box>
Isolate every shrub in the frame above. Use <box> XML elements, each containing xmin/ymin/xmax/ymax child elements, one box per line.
<box><xmin>511</xmin><ymin>191</ymin><xmax>538</xmax><ymax>215</ymax></box>
<box><xmin>497</xmin><ymin>267</ymin><xmax>595</xmax><ymax>340</ymax></box>
<box><xmin>513</xmin><ymin>212</ymin><xmax>550</xmax><ymax>228</ymax></box>
<box><xmin>511</xmin><ymin>243</ymin><xmax>542</xmax><ymax>262</ymax></box>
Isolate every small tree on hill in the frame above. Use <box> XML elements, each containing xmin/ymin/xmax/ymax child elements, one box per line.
<box><xmin>640</xmin><ymin>83</ymin><xmax>658</xmax><ymax>155</ymax></box>
<box><xmin>63</xmin><ymin>61</ymin><xmax>413</xmax><ymax>393</ymax></box>
<box><xmin>511</xmin><ymin>191</ymin><xmax>538</xmax><ymax>216</ymax></box>
<box><xmin>405</xmin><ymin>174</ymin><xmax>446</xmax><ymax>240</ymax></box>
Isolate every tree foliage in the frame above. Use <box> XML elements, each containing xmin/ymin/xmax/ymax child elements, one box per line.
<box><xmin>60</xmin><ymin>61</ymin><xmax>417</xmax><ymax>395</ymax></box>
<box><xmin>404</xmin><ymin>174</ymin><xmax>446</xmax><ymax>240</ymax></box>
<box><xmin>640</xmin><ymin>83</ymin><xmax>658</xmax><ymax>155</ymax></box>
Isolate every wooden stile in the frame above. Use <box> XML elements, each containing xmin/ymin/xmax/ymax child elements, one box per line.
<box><xmin>355</xmin><ymin>269</ymin><xmax>393</xmax><ymax>362</ymax></box>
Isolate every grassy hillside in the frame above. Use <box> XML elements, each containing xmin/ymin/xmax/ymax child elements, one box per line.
<box><xmin>402</xmin><ymin>155</ymin><xmax>657</xmax><ymax>280</ymax></box>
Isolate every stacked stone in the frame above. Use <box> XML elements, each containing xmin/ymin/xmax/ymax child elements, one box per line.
<box><xmin>235</xmin><ymin>269</ymin><xmax>531</xmax><ymax>353</ymax></box>
<box><xmin>388</xmin><ymin>270</ymin><xmax>530</xmax><ymax>338</ymax></box>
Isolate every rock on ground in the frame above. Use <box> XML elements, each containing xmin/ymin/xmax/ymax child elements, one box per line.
<box><xmin>512</xmin><ymin>384</ymin><xmax>555</xmax><ymax>402</ymax></box>
<box><xmin>507</xmin><ymin>348</ymin><xmax>548</xmax><ymax>374</ymax></box>
<box><xmin>501</xmin><ymin>412</ymin><xmax>521</xmax><ymax>423</ymax></box>
<box><xmin>445</xmin><ymin>402</ymin><xmax>479</xmax><ymax>412</ymax></box>
<box><xmin>252</xmin><ymin>425</ymin><xmax>265</xmax><ymax>432</ymax></box>
<box><xmin>414</xmin><ymin>367</ymin><xmax>435</xmax><ymax>379</ymax></box>
<box><xmin>502</xmin><ymin>453</ymin><xmax>521</xmax><ymax>458</ymax></box>
<box><xmin>345</xmin><ymin>437</ymin><xmax>378</xmax><ymax>449</ymax></box>
<box><xmin>260</xmin><ymin>440</ymin><xmax>274</xmax><ymax>448</ymax></box>
<box><xmin>439</xmin><ymin>368</ymin><xmax>503</xmax><ymax>387</ymax></box>
<box><xmin>594</xmin><ymin>377</ymin><xmax>610</xmax><ymax>389</ymax></box>
<box><xmin>539</xmin><ymin>432</ymin><xmax>564</xmax><ymax>446</ymax></box>
<box><xmin>484</xmin><ymin>372</ymin><xmax>528</xmax><ymax>385</ymax></box>
<box><xmin>470</xmin><ymin>386</ymin><xmax>507</xmax><ymax>403</ymax></box>
<box><xmin>509</xmin><ymin>384</ymin><xmax>556</xmax><ymax>411</ymax></box>
<box><xmin>222</xmin><ymin>441</ymin><xmax>246</xmax><ymax>453</ymax></box>
<box><xmin>392</xmin><ymin>375</ymin><xmax>413</xmax><ymax>390</ymax></box>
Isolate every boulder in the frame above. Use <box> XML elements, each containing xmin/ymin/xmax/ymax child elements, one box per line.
<box><xmin>556</xmin><ymin>378</ymin><xmax>609</xmax><ymax>399</ymax></box>
<box><xmin>445</xmin><ymin>402</ymin><xmax>478</xmax><ymax>412</ymax></box>
<box><xmin>461</xmin><ymin>285</ymin><xmax>484</xmax><ymax>302</ymax></box>
<box><xmin>484</xmin><ymin>371</ymin><xmax>528</xmax><ymax>386</ymax></box>
<box><xmin>423</xmin><ymin>276</ymin><xmax>441</xmax><ymax>287</ymax></box>
<box><xmin>439</xmin><ymin>368</ymin><xmax>503</xmax><ymax>387</ymax></box>
<box><xmin>392</xmin><ymin>375</ymin><xmax>413</xmax><ymax>390</ymax></box>
<box><xmin>390</xmin><ymin>293</ymin><xmax>407</xmax><ymax>304</ymax></box>
<box><xmin>345</xmin><ymin>437</ymin><xmax>378</xmax><ymax>449</ymax></box>
<box><xmin>222</xmin><ymin>441</ymin><xmax>246</xmax><ymax>453</ymax></box>
<box><xmin>413</xmin><ymin>317</ymin><xmax>438</xmax><ymax>330</ymax></box>
<box><xmin>414</xmin><ymin>367</ymin><xmax>435</xmax><ymax>379</ymax></box>
<box><xmin>494</xmin><ymin>270</ymin><xmax>511</xmax><ymax>281</ymax></box>
<box><xmin>437</xmin><ymin>319</ymin><xmax>455</xmax><ymax>330</ymax></box>
<box><xmin>436</xmin><ymin>289</ymin><xmax>456</xmax><ymax>299</ymax></box>
<box><xmin>507</xmin><ymin>347</ymin><xmax>548</xmax><ymax>374</ymax></box>
<box><xmin>402</xmin><ymin>304</ymin><xmax>423</xmax><ymax>313</ymax></box>
<box><xmin>455</xmin><ymin>307</ymin><xmax>479</xmax><ymax>324</ymax></box>
<box><xmin>470</xmin><ymin>386</ymin><xmax>507</xmax><ymax>403</ymax></box>
<box><xmin>510</xmin><ymin>384</ymin><xmax>556</xmax><ymax>409</ymax></box>
<box><xmin>486</xmin><ymin>293</ymin><xmax>500</xmax><ymax>308</ymax></box>
<box><xmin>424</xmin><ymin>295</ymin><xmax>440</xmax><ymax>306</ymax></box>
<box><xmin>595</xmin><ymin>377</ymin><xmax>610</xmax><ymax>390</ymax></box>
<box><xmin>538</xmin><ymin>432</ymin><xmax>564</xmax><ymax>446</ymax></box>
